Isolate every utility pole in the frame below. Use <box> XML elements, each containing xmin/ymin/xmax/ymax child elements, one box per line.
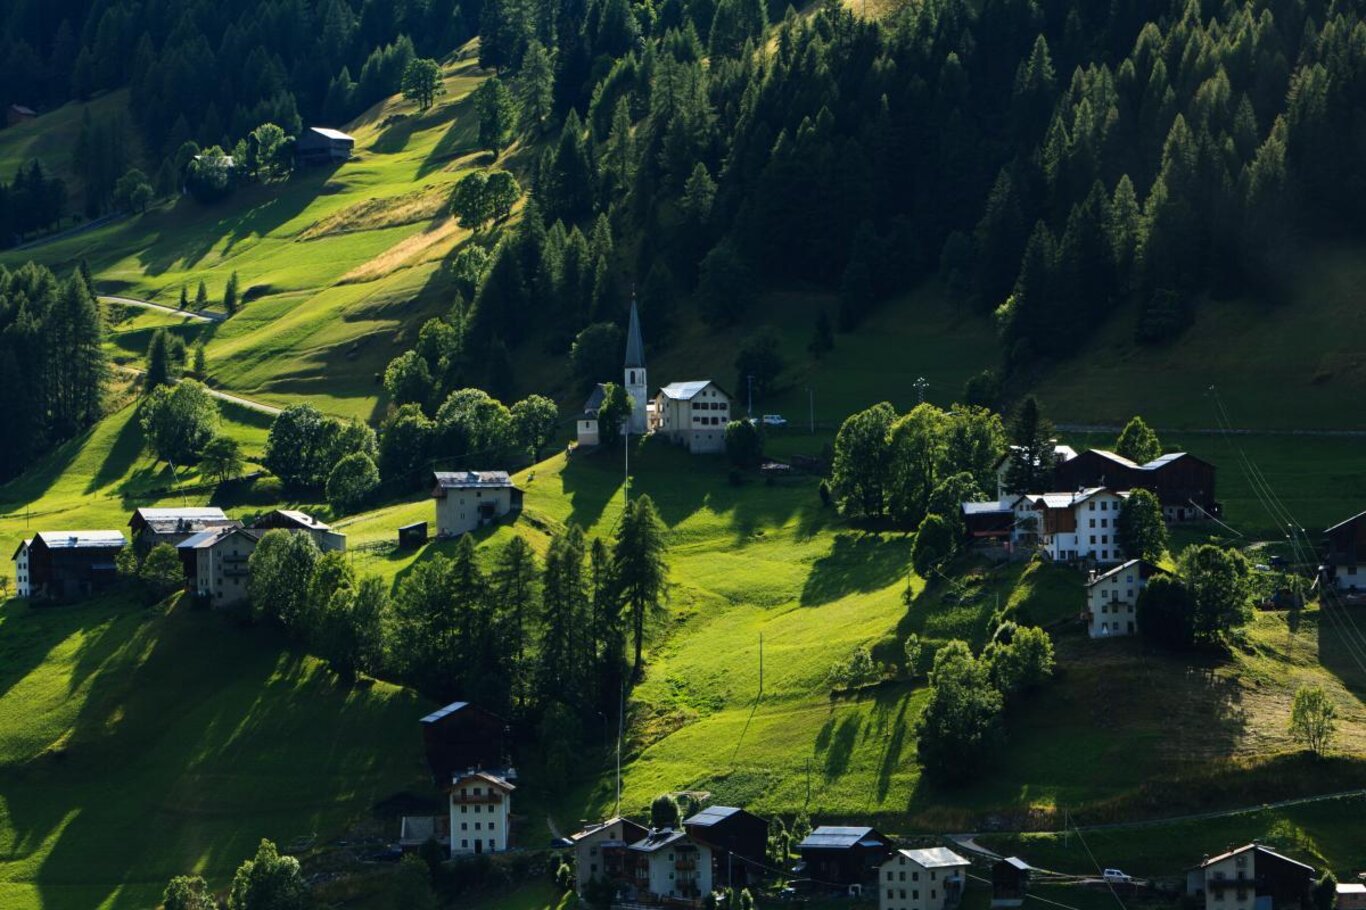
<box><xmin>807</xmin><ymin>387</ymin><xmax>814</xmax><ymax>434</ymax></box>
<box><xmin>758</xmin><ymin>633</ymin><xmax>764</xmax><ymax>696</ymax></box>
<box><xmin>616</xmin><ymin>680</ymin><xmax>624</xmax><ymax>816</ymax></box>
<box><xmin>747</xmin><ymin>374</ymin><xmax>754</xmax><ymax>419</ymax></box>
<box><xmin>914</xmin><ymin>376</ymin><xmax>929</xmax><ymax>405</ymax></box>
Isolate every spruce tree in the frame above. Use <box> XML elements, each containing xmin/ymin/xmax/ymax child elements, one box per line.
<box><xmin>613</xmin><ymin>495</ymin><xmax>668</xmax><ymax>681</ymax></box>
<box><xmin>1004</xmin><ymin>396</ymin><xmax>1055</xmax><ymax>494</ymax></box>
<box><xmin>223</xmin><ymin>271</ymin><xmax>239</xmax><ymax>314</ymax></box>
<box><xmin>144</xmin><ymin>328</ymin><xmax>174</xmax><ymax>392</ymax></box>
<box><xmin>194</xmin><ymin>280</ymin><xmax>208</xmax><ymax>310</ymax></box>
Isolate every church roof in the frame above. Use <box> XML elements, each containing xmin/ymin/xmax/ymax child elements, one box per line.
<box><xmin>624</xmin><ymin>300</ymin><xmax>645</xmax><ymax>369</ymax></box>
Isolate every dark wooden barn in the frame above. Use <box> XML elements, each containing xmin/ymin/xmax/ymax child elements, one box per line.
<box><xmin>991</xmin><ymin>856</ymin><xmax>1031</xmax><ymax>907</ymax></box>
<box><xmin>1053</xmin><ymin>450</ymin><xmax>1218</xmax><ymax>520</ymax></box>
<box><xmin>796</xmin><ymin>826</ymin><xmax>890</xmax><ymax>886</ymax></box>
<box><xmin>25</xmin><ymin>530</ymin><xmax>126</xmax><ymax>602</ymax></box>
<box><xmin>419</xmin><ymin>701</ymin><xmax>509</xmax><ymax>785</ymax></box>
<box><xmin>684</xmin><ymin>805</ymin><xmax>769</xmax><ymax>887</ymax></box>
<box><xmin>398</xmin><ymin>521</ymin><xmax>429</xmax><ymax>549</ymax></box>
<box><xmin>295</xmin><ymin>127</ymin><xmax>355</xmax><ymax>166</ymax></box>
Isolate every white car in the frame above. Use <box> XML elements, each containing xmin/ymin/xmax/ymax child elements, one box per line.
<box><xmin>1102</xmin><ymin>869</ymin><xmax>1132</xmax><ymax>884</ymax></box>
<box><xmin>761</xmin><ymin>414</ymin><xmax>787</xmax><ymax>427</ymax></box>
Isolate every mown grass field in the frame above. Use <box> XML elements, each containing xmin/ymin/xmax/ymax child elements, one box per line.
<box><xmin>0</xmin><ymin>595</ymin><xmax>430</xmax><ymax>910</ymax></box>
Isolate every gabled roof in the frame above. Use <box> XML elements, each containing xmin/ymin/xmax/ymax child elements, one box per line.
<box><xmin>432</xmin><ymin>471</ymin><xmax>514</xmax><ymax>491</ymax></box>
<box><xmin>1086</xmin><ymin>558</ymin><xmax>1164</xmax><ymax>587</ymax></box>
<box><xmin>890</xmin><ymin>847</ymin><xmax>971</xmax><ymax>869</ymax></box>
<box><xmin>420</xmin><ymin>700</ymin><xmax>471</xmax><ymax>724</ymax></box>
<box><xmin>797</xmin><ymin>826</ymin><xmax>884</xmax><ymax>850</ymax></box>
<box><xmin>1085</xmin><ymin>449</ymin><xmax>1141</xmax><ymax>470</ymax></box>
<box><xmin>9</xmin><ymin>104</ymin><xmax>36</xmax><ymax>116</ymax></box>
<box><xmin>307</xmin><ymin>126</ymin><xmax>354</xmax><ymax>141</ymax></box>
<box><xmin>130</xmin><ymin>507</ymin><xmax>231</xmax><ymax>535</ymax></box>
<box><xmin>451</xmin><ymin>769</ymin><xmax>515</xmax><ymax>792</ymax></box>
<box><xmin>625</xmin><ymin>300</ymin><xmax>645</xmax><ymax>369</ymax></box>
<box><xmin>628</xmin><ymin>828</ymin><xmax>691</xmax><ymax>853</ymax></box>
<box><xmin>962</xmin><ymin>501</ymin><xmax>1011</xmax><ymax>516</ymax></box>
<box><xmin>11</xmin><ymin>539</ymin><xmax>31</xmax><ymax>560</ymax></box>
<box><xmin>33</xmin><ymin>530</ymin><xmax>126</xmax><ymax>550</ymax></box>
<box><xmin>683</xmin><ymin>806</ymin><xmax>743</xmax><ymax>827</ymax></box>
<box><xmin>582</xmin><ymin>383</ymin><xmax>607</xmax><ymax>418</ymax></box>
<box><xmin>569</xmin><ymin>817</ymin><xmax>648</xmax><ymax>844</ymax></box>
<box><xmin>1015</xmin><ymin>487</ymin><xmax>1127</xmax><ymax>510</ymax></box>
<box><xmin>177</xmin><ymin>527</ymin><xmax>259</xmax><ymax>550</ymax></box>
<box><xmin>1197</xmin><ymin>843</ymin><xmax>1313</xmax><ymax>872</ymax></box>
<box><xmin>658</xmin><ymin>380</ymin><xmax>724</xmax><ymax>401</ymax></box>
<box><xmin>1325</xmin><ymin>509</ymin><xmax>1366</xmax><ymax>535</ymax></box>
<box><xmin>1000</xmin><ymin>856</ymin><xmax>1032</xmax><ymax>871</ymax></box>
<box><xmin>264</xmin><ymin>509</ymin><xmax>332</xmax><ymax>531</ymax></box>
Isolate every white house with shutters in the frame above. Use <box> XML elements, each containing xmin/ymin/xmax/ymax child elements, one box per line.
<box><xmin>627</xmin><ymin>828</ymin><xmax>713</xmax><ymax>904</ymax></box>
<box><xmin>432</xmin><ymin>471</ymin><xmax>523</xmax><ymax>537</ymax></box>
<box><xmin>652</xmin><ymin>381</ymin><xmax>732</xmax><ymax>454</ymax></box>
<box><xmin>1085</xmin><ymin>558</ymin><xmax>1164</xmax><ymax>638</ymax></box>
<box><xmin>11</xmin><ymin>539</ymin><xmax>31</xmax><ymax>598</ymax></box>
<box><xmin>879</xmin><ymin>847</ymin><xmax>971</xmax><ymax>910</ymax></box>
<box><xmin>1012</xmin><ymin>487</ymin><xmax>1130</xmax><ymax>565</ymax></box>
<box><xmin>448</xmin><ymin>770</ymin><xmax>514</xmax><ymax>857</ymax></box>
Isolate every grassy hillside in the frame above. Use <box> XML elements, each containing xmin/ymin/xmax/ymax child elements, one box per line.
<box><xmin>0</xmin><ymin>91</ymin><xmax>142</xmax><ymax>191</ymax></box>
<box><xmin>0</xmin><ymin>595</ymin><xmax>429</xmax><ymax>910</ymax></box>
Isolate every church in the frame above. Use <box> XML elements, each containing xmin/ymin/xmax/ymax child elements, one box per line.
<box><xmin>575</xmin><ymin>300</ymin><xmax>732</xmax><ymax>454</ymax></box>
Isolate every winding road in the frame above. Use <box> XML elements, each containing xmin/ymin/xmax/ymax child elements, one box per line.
<box><xmin>100</xmin><ymin>294</ymin><xmax>225</xmax><ymax>324</ymax></box>
<box><xmin>113</xmin><ymin>365</ymin><xmax>282</xmax><ymax>416</ymax></box>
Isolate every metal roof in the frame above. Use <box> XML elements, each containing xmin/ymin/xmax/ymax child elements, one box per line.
<box><xmin>624</xmin><ymin>300</ymin><xmax>645</xmax><ymax>369</ymax></box>
<box><xmin>308</xmin><ymin>126</ymin><xmax>354</xmax><ymax>141</ymax></box>
<box><xmin>962</xmin><ymin>501</ymin><xmax>1010</xmax><ymax>516</ymax></box>
<box><xmin>1325</xmin><ymin>509</ymin><xmax>1366</xmax><ymax>535</ymax></box>
<box><xmin>272</xmin><ymin>509</ymin><xmax>331</xmax><ymax>530</ymax></box>
<box><xmin>628</xmin><ymin>828</ymin><xmax>689</xmax><ymax>853</ymax></box>
<box><xmin>432</xmin><ymin>471</ymin><xmax>514</xmax><ymax>490</ymax></box>
<box><xmin>451</xmin><ymin>769</ymin><xmax>515</xmax><ymax>791</ymax></box>
<box><xmin>1086</xmin><ymin>558</ymin><xmax>1164</xmax><ymax>587</ymax></box>
<box><xmin>894</xmin><ymin>847</ymin><xmax>970</xmax><ymax>869</ymax></box>
<box><xmin>177</xmin><ymin>527</ymin><xmax>258</xmax><ymax>550</ymax></box>
<box><xmin>581</xmin><ymin>383</ymin><xmax>607</xmax><ymax>417</ymax></box>
<box><xmin>420</xmin><ymin>701</ymin><xmax>469</xmax><ymax>723</ymax></box>
<box><xmin>684</xmin><ymin>806</ymin><xmax>742</xmax><ymax>827</ymax></box>
<box><xmin>658</xmin><ymin>380</ymin><xmax>716</xmax><ymax>401</ymax></box>
<box><xmin>1141</xmin><ymin>452</ymin><xmax>1187</xmax><ymax>469</ymax></box>
<box><xmin>1198</xmin><ymin>843</ymin><xmax>1313</xmax><ymax>872</ymax></box>
<box><xmin>132</xmin><ymin>507</ymin><xmax>228</xmax><ymax>522</ymax></box>
<box><xmin>33</xmin><ymin>530</ymin><xmax>126</xmax><ymax>550</ymax></box>
<box><xmin>798</xmin><ymin>826</ymin><xmax>881</xmax><ymax>850</ymax></box>
<box><xmin>1001</xmin><ymin>856</ymin><xmax>1032</xmax><ymax>871</ymax></box>
<box><xmin>1086</xmin><ymin>449</ymin><xmax>1140</xmax><ymax>469</ymax></box>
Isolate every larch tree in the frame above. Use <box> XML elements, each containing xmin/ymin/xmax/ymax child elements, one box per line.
<box><xmin>614</xmin><ymin>495</ymin><xmax>668</xmax><ymax>681</ymax></box>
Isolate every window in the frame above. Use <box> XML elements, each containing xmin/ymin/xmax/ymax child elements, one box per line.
<box><xmin>461</xmin><ymin>822</ymin><xmax>468</xmax><ymax>831</ymax></box>
<box><xmin>488</xmin><ymin>839</ymin><xmax>495</xmax><ymax>849</ymax></box>
<box><xmin>888</xmin><ymin>890</ymin><xmax>894</xmax><ymax>899</ymax></box>
<box><xmin>900</xmin><ymin>871</ymin><xmax>906</xmax><ymax>881</ymax></box>
<box><xmin>913</xmin><ymin>872</ymin><xmax>919</xmax><ymax>882</ymax></box>
<box><xmin>489</xmin><ymin>822</ymin><xmax>495</xmax><ymax>830</ymax></box>
<box><xmin>1089</xmin><ymin>519</ymin><xmax>1096</xmax><ymax>528</ymax></box>
<box><xmin>462</xmin><ymin>839</ymin><xmax>468</xmax><ymax>848</ymax></box>
<box><xmin>475</xmin><ymin>822</ymin><xmax>481</xmax><ymax>831</ymax></box>
<box><xmin>1101</xmin><ymin>501</ymin><xmax>1108</xmax><ymax>511</ymax></box>
<box><xmin>1089</xmin><ymin>502</ymin><xmax>1095</xmax><ymax>511</ymax></box>
<box><xmin>1100</xmin><ymin>518</ymin><xmax>1108</xmax><ymax>528</ymax></box>
<box><xmin>887</xmin><ymin>873</ymin><xmax>894</xmax><ymax>882</ymax></box>
<box><xmin>461</xmin><ymin>806</ymin><xmax>467</xmax><ymax>814</ymax></box>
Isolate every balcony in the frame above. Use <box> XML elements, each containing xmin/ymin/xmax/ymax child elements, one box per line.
<box><xmin>451</xmin><ymin>792</ymin><xmax>503</xmax><ymax>805</ymax></box>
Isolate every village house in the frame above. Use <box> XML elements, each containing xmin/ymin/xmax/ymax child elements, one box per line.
<box><xmin>577</xmin><ymin>383</ymin><xmax>607</xmax><ymax>448</ymax></box>
<box><xmin>962</xmin><ymin>444</ymin><xmax>1079</xmax><ymax>548</ymax></box>
<box><xmin>12</xmin><ymin>539</ymin><xmax>31</xmax><ymax>598</ymax></box>
<box><xmin>879</xmin><ymin>847</ymin><xmax>971</xmax><ymax>910</ymax></box>
<box><xmin>652</xmin><ymin>381</ymin><xmax>732</xmax><ymax>454</ymax></box>
<box><xmin>1085</xmin><ymin>558</ymin><xmax>1164</xmax><ymax>638</ymax></box>
<box><xmin>128</xmin><ymin>507</ymin><xmax>237</xmax><ymax>554</ymax></box>
<box><xmin>797</xmin><ymin>826</ymin><xmax>892</xmax><ymax>888</ymax></box>
<box><xmin>431</xmin><ymin>471</ymin><xmax>522</xmax><ymax>537</ymax></box>
<box><xmin>446</xmin><ymin>770</ymin><xmax>514</xmax><ymax>857</ymax></box>
<box><xmin>683</xmin><ymin>805</ymin><xmax>769</xmax><ymax>888</ymax></box>
<box><xmin>627</xmin><ymin>827</ymin><xmax>714</xmax><ymax>904</ymax></box>
<box><xmin>1186</xmin><ymin>843</ymin><xmax>1314</xmax><ymax>910</ymax></box>
<box><xmin>177</xmin><ymin>526</ymin><xmax>260</xmax><ymax>608</ymax></box>
<box><xmin>6</xmin><ymin>104</ymin><xmax>36</xmax><ymax>127</ymax></box>
<box><xmin>1012</xmin><ymin>487</ymin><xmax>1130</xmax><ymax>565</ymax></box>
<box><xmin>419</xmin><ymin>701</ymin><xmax>509</xmax><ymax>786</ymax></box>
<box><xmin>1054</xmin><ymin>449</ymin><xmax>1219</xmax><ymax>522</ymax></box>
<box><xmin>294</xmin><ymin>126</ymin><xmax>354</xmax><ymax>166</ymax></box>
<box><xmin>1338</xmin><ymin>883</ymin><xmax>1366</xmax><ymax>910</ymax></box>
<box><xmin>20</xmin><ymin>530</ymin><xmax>126</xmax><ymax>601</ymax></box>
<box><xmin>1323</xmin><ymin>509</ymin><xmax>1365</xmax><ymax>593</ymax></box>
<box><xmin>993</xmin><ymin>443</ymin><xmax>1079</xmax><ymax>502</ymax></box>
<box><xmin>251</xmin><ymin>509</ymin><xmax>347</xmax><ymax>551</ymax></box>
<box><xmin>568</xmin><ymin>817</ymin><xmax>649</xmax><ymax>894</ymax></box>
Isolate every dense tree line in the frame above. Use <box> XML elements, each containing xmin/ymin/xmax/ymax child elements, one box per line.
<box><xmin>0</xmin><ymin>161</ymin><xmax>67</xmax><ymax>243</ymax></box>
<box><xmin>0</xmin><ymin>262</ymin><xmax>106</xmax><ymax>481</ymax></box>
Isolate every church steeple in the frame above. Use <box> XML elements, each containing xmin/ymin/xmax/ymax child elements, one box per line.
<box><xmin>624</xmin><ymin>299</ymin><xmax>648</xmax><ymax>434</ymax></box>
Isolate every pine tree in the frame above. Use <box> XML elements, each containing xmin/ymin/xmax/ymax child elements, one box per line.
<box><xmin>179</xmin><ymin>286</ymin><xmax>189</xmax><ymax>310</ymax></box>
<box><xmin>144</xmin><ymin>328</ymin><xmax>174</xmax><ymax>392</ymax></box>
<box><xmin>539</xmin><ymin>525</ymin><xmax>589</xmax><ymax>703</ymax></box>
<box><xmin>194</xmin><ymin>280</ymin><xmax>208</xmax><ymax>310</ymax></box>
<box><xmin>1004</xmin><ymin>396</ymin><xmax>1055</xmax><ymax>494</ymax></box>
<box><xmin>475</xmin><ymin>76</ymin><xmax>517</xmax><ymax>153</ymax></box>
<box><xmin>223</xmin><ymin>271</ymin><xmax>239</xmax><ymax>314</ymax></box>
<box><xmin>613</xmin><ymin>495</ymin><xmax>668</xmax><ymax>681</ymax></box>
<box><xmin>517</xmin><ymin>40</ymin><xmax>555</xmax><ymax>134</ymax></box>
<box><xmin>494</xmin><ymin>536</ymin><xmax>539</xmax><ymax>706</ymax></box>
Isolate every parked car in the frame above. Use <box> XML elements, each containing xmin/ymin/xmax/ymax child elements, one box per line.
<box><xmin>1103</xmin><ymin>869</ymin><xmax>1132</xmax><ymax>884</ymax></box>
<box><xmin>761</xmin><ymin>414</ymin><xmax>787</xmax><ymax>427</ymax></box>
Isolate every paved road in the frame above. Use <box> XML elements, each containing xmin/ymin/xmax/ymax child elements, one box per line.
<box><xmin>114</xmin><ymin>365</ymin><xmax>282</xmax><ymax>416</ymax></box>
<box><xmin>100</xmin><ymin>294</ymin><xmax>225</xmax><ymax>324</ymax></box>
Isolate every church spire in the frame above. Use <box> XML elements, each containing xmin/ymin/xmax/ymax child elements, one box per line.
<box><xmin>624</xmin><ymin>298</ymin><xmax>645</xmax><ymax>369</ymax></box>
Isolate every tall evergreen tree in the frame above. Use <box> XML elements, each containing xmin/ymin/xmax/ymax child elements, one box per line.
<box><xmin>613</xmin><ymin>495</ymin><xmax>668</xmax><ymax>681</ymax></box>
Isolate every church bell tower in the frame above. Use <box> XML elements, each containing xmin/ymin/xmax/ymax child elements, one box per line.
<box><xmin>624</xmin><ymin>299</ymin><xmax>648</xmax><ymax>435</ymax></box>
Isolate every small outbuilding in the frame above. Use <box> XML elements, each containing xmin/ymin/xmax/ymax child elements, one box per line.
<box><xmin>252</xmin><ymin>508</ymin><xmax>346</xmax><ymax>551</ymax></box>
<box><xmin>6</xmin><ymin>104</ymin><xmax>36</xmax><ymax>126</ymax></box>
<box><xmin>991</xmin><ymin>857</ymin><xmax>1031</xmax><ymax>908</ymax></box>
<box><xmin>397</xmin><ymin>521</ymin><xmax>429</xmax><ymax>549</ymax></box>
<box><xmin>577</xmin><ymin>383</ymin><xmax>607</xmax><ymax>448</ymax></box>
<box><xmin>295</xmin><ymin>127</ymin><xmax>355</xmax><ymax>166</ymax></box>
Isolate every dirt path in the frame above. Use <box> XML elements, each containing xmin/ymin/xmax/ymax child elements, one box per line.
<box><xmin>100</xmin><ymin>294</ymin><xmax>225</xmax><ymax>324</ymax></box>
<box><xmin>113</xmin><ymin>365</ymin><xmax>283</xmax><ymax>416</ymax></box>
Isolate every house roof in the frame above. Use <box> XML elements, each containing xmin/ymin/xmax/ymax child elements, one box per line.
<box><xmin>1000</xmin><ymin>857</ymin><xmax>1032</xmax><ymax>871</ymax></box>
<box><xmin>308</xmin><ymin>126</ymin><xmax>354</xmax><ymax>141</ymax></box>
<box><xmin>130</xmin><ymin>507</ymin><xmax>231</xmax><ymax>534</ymax></box>
<box><xmin>11</xmin><ymin>539</ymin><xmax>31</xmax><ymax>560</ymax></box>
<box><xmin>451</xmin><ymin>769</ymin><xmax>515</xmax><ymax>792</ymax></box>
<box><xmin>628</xmin><ymin>828</ymin><xmax>690</xmax><ymax>853</ymax></box>
<box><xmin>1198</xmin><ymin>844</ymin><xmax>1313</xmax><ymax>872</ymax></box>
<box><xmin>892</xmin><ymin>847</ymin><xmax>970</xmax><ymax>869</ymax></box>
<box><xmin>569</xmin><ymin>817</ymin><xmax>641</xmax><ymax>842</ymax></box>
<box><xmin>993</xmin><ymin>443</ymin><xmax>1077</xmax><ymax>471</ymax></box>
<box><xmin>398</xmin><ymin>521</ymin><xmax>428</xmax><ymax>532</ymax></box>
<box><xmin>1337</xmin><ymin>884</ymin><xmax>1366</xmax><ymax>895</ymax></box>
<box><xmin>683</xmin><ymin>806</ymin><xmax>743</xmax><ymax>827</ymax></box>
<box><xmin>658</xmin><ymin>380</ymin><xmax>721</xmax><ymax>401</ymax></box>
<box><xmin>261</xmin><ymin>509</ymin><xmax>332</xmax><ymax>531</ymax></box>
<box><xmin>1325</xmin><ymin>509</ymin><xmax>1366</xmax><ymax>535</ymax></box>
<box><xmin>33</xmin><ymin>530</ymin><xmax>126</xmax><ymax>550</ymax></box>
<box><xmin>420</xmin><ymin>700</ymin><xmax>471</xmax><ymax>724</ymax></box>
<box><xmin>177</xmin><ymin>527</ymin><xmax>259</xmax><ymax>550</ymax></box>
<box><xmin>962</xmin><ymin>501</ymin><xmax>1010</xmax><ymax>516</ymax></box>
<box><xmin>9</xmin><ymin>104</ymin><xmax>35</xmax><ymax>116</ymax></box>
<box><xmin>797</xmin><ymin>826</ymin><xmax>883</xmax><ymax>850</ymax></box>
<box><xmin>1016</xmin><ymin>487</ymin><xmax>1127</xmax><ymax>510</ymax></box>
<box><xmin>1086</xmin><ymin>449</ymin><xmax>1141</xmax><ymax>470</ymax></box>
<box><xmin>432</xmin><ymin>471</ymin><xmax>514</xmax><ymax>491</ymax></box>
<box><xmin>1086</xmin><ymin>558</ymin><xmax>1163</xmax><ymax>587</ymax></box>
<box><xmin>581</xmin><ymin>383</ymin><xmax>607</xmax><ymax>418</ymax></box>
<box><xmin>625</xmin><ymin>300</ymin><xmax>645</xmax><ymax>369</ymax></box>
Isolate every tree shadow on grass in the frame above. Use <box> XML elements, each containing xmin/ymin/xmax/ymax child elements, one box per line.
<box><xmin>86</xmin><ymin>408</ymin><xmax>145</xmax><ymax>494</ymax></box>
<box><xmin>1317</xmin><ymin>604</ymin><xmax>1366</xmax><ymax>696</ymax></box>
<box><xmin>800</xmin><ymin>532</ymin><xmax>911</xmax><ymax>607</ymax></box>
<box><xmin>821</xmin><ymin>714</ymin><xmax>862</xmax><ymax>780</ymax></box>
<box><xmin>558</xmin><ymin>450</ymin><xmax>625</xmax><ymax>533</ymax></box>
